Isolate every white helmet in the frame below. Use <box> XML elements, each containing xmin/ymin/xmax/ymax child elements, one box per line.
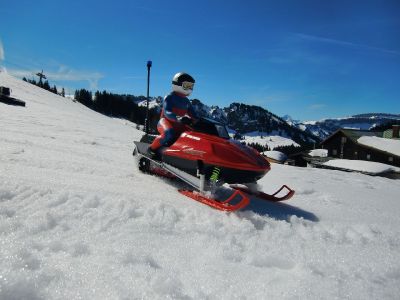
<box><xmin>172</xmin><ymin>72</ymin><xmax>195</xmax><ymax>96</ymax></box>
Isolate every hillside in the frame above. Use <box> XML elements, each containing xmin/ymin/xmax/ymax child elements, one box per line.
<box><xmin>1</xmin><ymin>72</ymin><xmax>400</xmax><ymax>299</ymax></box>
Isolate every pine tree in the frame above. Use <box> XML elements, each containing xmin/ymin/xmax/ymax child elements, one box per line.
<box><xmin>74</xmin><ymin>89</ymin><xmax>93</xmax><ymax>107</ymax></box>
<box><xmin>43</xmin><ymin>80</ymin><xmax>50</xmax><ymax>90</ymax></box>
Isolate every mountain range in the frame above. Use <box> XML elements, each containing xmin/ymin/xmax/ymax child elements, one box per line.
<box><xmin>138</xmin><ymin>97</ymin><xmax>400</xmax><ymax>146</ymax></box>
<box><xmin>284</xmin><ymin>113</ymin><xmax>400</xmax><ymax>139</ymax></box>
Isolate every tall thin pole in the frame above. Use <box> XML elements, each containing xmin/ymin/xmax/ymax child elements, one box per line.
<box><xmin>146</xmin><ymin>60</ymin><xmax>152</xmax><ymax>134</ymax></box>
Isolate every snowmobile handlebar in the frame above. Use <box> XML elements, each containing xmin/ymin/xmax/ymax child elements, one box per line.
<box><xmin>180</xmin><ymin>116</ymin><xmax>193</xmax><ymax>126</ymax></box>
<box><xmin>177</xmin><ymin>115</ymin><xmax>195</xmax><ymax>126</ymax></box>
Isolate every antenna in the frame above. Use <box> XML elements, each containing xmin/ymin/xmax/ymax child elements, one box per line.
<box><xmin>145</xmin><ymin>60</ymin><xmax>152</xmax><ymax>134</ymax></box>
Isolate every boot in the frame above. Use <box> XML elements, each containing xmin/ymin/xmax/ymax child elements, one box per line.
<box><xmin>147</xmin><ymin>147</ymin><xmax>159</xmax><ymax>160</ymax></box>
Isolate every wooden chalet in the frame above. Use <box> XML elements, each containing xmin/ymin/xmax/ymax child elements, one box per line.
<box><xmin>320</xmin><ymin>127</ymin><xmax>400</xmax><ymax>167</ymax></box>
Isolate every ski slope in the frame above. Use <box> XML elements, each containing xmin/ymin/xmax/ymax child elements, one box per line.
<box><xmin>1</xmin><ymin>72</ymin><xmax>400</xmax><ymax>299</ymax></box>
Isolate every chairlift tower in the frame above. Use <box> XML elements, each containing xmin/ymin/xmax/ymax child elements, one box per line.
<box><xmin>36</xmin><ymin>70</ymin><xmax>47</xmax><ymax>85</ymax></box>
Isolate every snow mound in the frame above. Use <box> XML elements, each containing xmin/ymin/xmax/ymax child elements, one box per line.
<box><xmin>309</xmin><ymin>149</ymin><xmax>328</xmax><ymax>157</ymax></box>
<box><xmin>263</xmin><ymin>150</ymin><xmax>287</xmax><ymax>162</ymax></box>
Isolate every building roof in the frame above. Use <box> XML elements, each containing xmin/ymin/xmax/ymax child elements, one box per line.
<box><xmin>358</xmin><ymin>136</ymin><xmax>400</xmax><ymax>157</ymax></box>
<box><xmin>321</xmin><ymin>128</ymin><xmax>400</xmax><ymax>158</ymax></box>
<box><xmin>339</xmin><ymin>129</ymin><xmax>382</xmax><ymax>142</ymax></box>
<box><xmin>321</xmin><ymin>128</ymin><xmax>382</xmax><ymax>144</ymax></box>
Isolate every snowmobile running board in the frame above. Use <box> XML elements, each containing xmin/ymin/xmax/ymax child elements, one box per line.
<box><xmin>133</xmin><ymin>142</ymin><xmax>293</xmax><ymax>212</ymax></box>
<box><xmin>160</xmin><ymin>164</ymin><xmax>250</xmax><ymax>211</ymax></box>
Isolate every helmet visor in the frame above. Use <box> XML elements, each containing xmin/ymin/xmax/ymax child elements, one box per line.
<box><xmin>182</xmin><ymin>81</ymin><xmax>194</xmax><ymax>90</ymax></box>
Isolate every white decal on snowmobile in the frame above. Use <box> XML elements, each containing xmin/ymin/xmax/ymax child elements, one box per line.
<box><xmin>182</xmin><ymin>132</ymin><xmax>201</xmax><ymax>141</ymax></box>
<box><xmin>182</xmin><ymin>148</ymin><xmax>206</xmax><ymax>157</ymax></box>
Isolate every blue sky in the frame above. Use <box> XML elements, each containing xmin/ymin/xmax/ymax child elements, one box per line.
<box><xmin>1</xmin><ymin>0</ymin><xmax>399</xmax><ymax>120</ymax></box>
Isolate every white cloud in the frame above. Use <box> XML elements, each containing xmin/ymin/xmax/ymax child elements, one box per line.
<box><xmin>295</xmin><ymin>33</ymin><xmax>400</xmax><ymax>56</ymax></box>
<box><xmin>6</xmin><ymin>69</ymin><xmax>34</xmax><ymax>78</ymax></box>
<box><xmin>122</xmin><ymin>75</ymin><xmax>145</xmax><ymax>80</ymax></box>
<box><xmin>0</xmin><ymin>39</ymin><xmax>4</xmax><ymax>61</ymax></box>
<box><xmin>52</xmin><ymin>65</ymin><xmax>103</xmax><ymax>90</ymax></box>
<box><xmin>309</xmin><ymin>103</ymin><xmax>326</xmax><ymax>110</ymax></box>
<box><xmin>8</xmin><ymin>65</ymin><xmax>104</xmax><ymax>90</ymax></box>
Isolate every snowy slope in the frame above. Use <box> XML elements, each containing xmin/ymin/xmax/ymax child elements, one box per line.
<box><xmin>1</xmin><ymin>72</ymin><xmax>400</xmax><ymax>299</ymax></box>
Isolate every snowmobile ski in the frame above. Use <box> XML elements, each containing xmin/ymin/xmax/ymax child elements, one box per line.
<box><xmin>230</xmin><ymin>184</ymin><xmax>295</xmax><ymax>202</ymax></box>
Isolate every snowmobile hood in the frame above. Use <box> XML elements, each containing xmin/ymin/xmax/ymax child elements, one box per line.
<box><xmin>164</xmin><ymin>131</ymin><xmax>271</xmax><ymax>173</ymax></box>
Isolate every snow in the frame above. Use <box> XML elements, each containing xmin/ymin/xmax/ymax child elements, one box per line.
<box><xmin>358</xmin><ymin>136</ymin><xmax>400</xmax><ymax>157</ymax></box>
<box><xmin>242</xmin><ymin>134</ymin><xmax>300</xmax><ymax>150</ymax></box>
<box><xmin>298</xmin><ymin>124</ymin><xmax>307</xmax><ymax>131</ymax></box>
<box><xmin>137</xmin><ymin>98</ymin><xmax>160</xmax><ymax>109</ymax></box>
<box><xmin>303</xmin><ymin>120</ymin><xmax>317</xmax><ymax>125</ymax></box>
<box><xmin>323</xmin><ymin>159</ymin><xmax>400</xmax><ymax>174</ymax></box>
<box><xmin>309</xmin><ymin>149</ymin><xmax>328</xmax><ymax>157</ymax></box>
<box><xmin>263</xmin><ymin>151</ymin><xmax>287</xmax><ymax>162</ymax></box>
<box><xmin>1</xmin><ymin>72</ymin><xmax>400</xmax><ymax>299</ymax></box>
<box><xmin>341</xmin><ymin>123</ymin><xmax>375</xmax><ymax>130</ymax></box>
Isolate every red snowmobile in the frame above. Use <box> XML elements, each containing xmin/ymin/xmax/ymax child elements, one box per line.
<box><xmin>133</xmin><ymin>117</ymin><xmax>294</xmax><ymax>212</ymax></box>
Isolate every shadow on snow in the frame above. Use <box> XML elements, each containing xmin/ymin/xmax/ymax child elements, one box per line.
<box><xmin>244</xmin><ymin>196</ymin><xmax>319</xmax><ymax>222</ymax></box>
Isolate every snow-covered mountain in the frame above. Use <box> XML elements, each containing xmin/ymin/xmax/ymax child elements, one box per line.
<box><xmin>286</xmin><ymin>113</ymin><xmax>400</xmax><ymax>140</ymax></box>
<box><xmin>136</xmin><ymin>96</ymin><xmax>163</xmax><ymax>110</ymax></box>
<box><xmin>1</xmin><ymin>72</ymin><xmax>400</xmax><ymax>299</ymax></box>
<box><xmin>191</xmin><ymin>101</ymin><xmax>319</xmax><ymax>147</ymax></box>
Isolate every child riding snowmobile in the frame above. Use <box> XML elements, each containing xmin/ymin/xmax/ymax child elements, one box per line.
<box><xmin>148</xmin><ymin>72</ymin><xmax>198</xmax><ymax>158</ymax></box>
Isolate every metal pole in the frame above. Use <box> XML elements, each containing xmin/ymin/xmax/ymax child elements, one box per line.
<box><xmin>145</xmin><ymin>60</ymin><xmax>152</xmax><ymax>134</ymax></box>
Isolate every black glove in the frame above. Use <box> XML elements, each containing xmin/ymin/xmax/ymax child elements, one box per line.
<box><xmin>180</xmin><ymin>116</ymin><xmax>193</xmax><ymax>126</ymax></box>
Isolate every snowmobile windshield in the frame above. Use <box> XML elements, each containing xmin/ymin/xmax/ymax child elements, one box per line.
<box><xmin>193</xmin><ymin>118</ymin><xmax>230</xmax><ymax>139</ymax></box>
<box><xmin>215</xmin><ymin>124</ymin><xmax>230</xmax><ymax>139</ymax></box>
